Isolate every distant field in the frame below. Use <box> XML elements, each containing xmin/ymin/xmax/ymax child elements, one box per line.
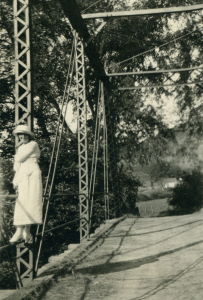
<box><xmin>137</xmin><ymin>186</ymin><xmax>171</xmax><ymax>202</ymax></box>
<box><xmin>137</xmin><ymin>198</ymin><xmax>170</xmax><ymax>217</ymax></box>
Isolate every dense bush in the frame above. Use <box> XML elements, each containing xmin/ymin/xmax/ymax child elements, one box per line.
<box><xmin>0</xmin><ymin>207</ymin><xmax>16</xmax><ymax>289</ymax></box>
<box><xmin>0</xmin><ymin>261</ymin><xmax>16</xmax><ymax>289</ymax></box>
<box><xmin>119</xmin><ymin>175</ymin><xmax>140</xmax><ymax>214</ymax></box>
<box><xmin>169</xmin><ymin>170</ymin><xmax>203</xmax><ymax>214</ymax></box>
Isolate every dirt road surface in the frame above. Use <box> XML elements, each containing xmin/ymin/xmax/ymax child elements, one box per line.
<box><xmin>42</xmin><ymin>211</ymin><xmax>203</xmax><ymax>300</ymax></box>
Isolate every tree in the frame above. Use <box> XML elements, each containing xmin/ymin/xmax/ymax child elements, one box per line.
<box><xmin>0</xmin><ymin>0</ymin><xmax>202</xmax><ymax>257</ymax></box>
<box><xmin>95</xmin><ymin>0</ymin><xmax>202</xmax><ymax>134</ymax></box>
<box><xmin>0</xmin><ymin>0</ymin><xmax>202</xmax><ymax>288</ymax></box>
<box><xmin>94</xmin><ymin>0</ymin><xmax>202</xmax><ymax>185</ymax></box>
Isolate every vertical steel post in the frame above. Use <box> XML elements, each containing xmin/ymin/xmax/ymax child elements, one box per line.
<box><xmin>74</xmin><ymin>32</ymin><xmax>89</xmax><ymax>241</ymax></box>
<box><xmin>13</xmin><ymin>0</ymin><xmax>34</xmax><ymax>284</ymax></box>
<box><xmin>100</xmin><ymin>82</ymin><xmax>110</xmax><ymax>220</ymax></box>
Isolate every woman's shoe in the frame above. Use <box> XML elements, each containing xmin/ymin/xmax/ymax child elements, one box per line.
<box><xmin>23</xmin><ymin>230</ymin><xmax>32</xmax><ymax>243</ymax></box>
<box><xmin>9</xmin><ymin>230</ymin><xmax>23</xmax><ymax>243</ymax></box>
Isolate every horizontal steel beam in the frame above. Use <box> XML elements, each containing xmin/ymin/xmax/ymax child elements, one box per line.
<box><xmin>82</xmin><ymin>4</ymin><xmax>203</xmax><ymax>19</ymax></box>
<box><xmin>107</xmin><ymin>65</ymin><xmax>203</xmax><ymax>76</ymax></box>
<box><xmin>118</xmin><ymin>81</ymin><xmax>202</xmax><ymax>90</ymax></box>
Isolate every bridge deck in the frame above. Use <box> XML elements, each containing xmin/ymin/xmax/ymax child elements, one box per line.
<box><xmin>42</xmin><ymin>211</ymin><xmax>203</xmax><ymax>300</ymax></box>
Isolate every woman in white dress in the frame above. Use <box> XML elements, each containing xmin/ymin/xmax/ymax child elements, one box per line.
<box><xmin>10</xmin><ymin>124</ymin><xmax>43</xmax><ymax>243</ymax></box>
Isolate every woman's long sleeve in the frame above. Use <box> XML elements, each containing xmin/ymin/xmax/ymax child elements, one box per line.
<box><xmin>13</xmin><ymin>159</ymin><xmax>20</xmax><ymax>172</ymax></box>
<box><xmin>15</xmin><ymin>141</ymin><xmax>37</xmax><ymax>163</ymax></box>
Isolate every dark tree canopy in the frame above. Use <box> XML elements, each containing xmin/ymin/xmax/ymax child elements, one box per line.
<box><xmin>0</xmin><ymin>0</ymin><xmax>202</xmax><ymax>198</ymax></box>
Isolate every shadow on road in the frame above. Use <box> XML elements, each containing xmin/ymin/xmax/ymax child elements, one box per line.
<box><xmin>105</xmin><ymin>219</ymin><xmax>203</xmax><ymax>238</ymax></box>
<box><xmin>77</xmin><ymin>239</ymin><xmax>203</xmax><ymax>276</ymax></box>
<box><xmin>129</xmin><ymin>254</ymin><xmax>203</xmax><ymax>300</ymax></box>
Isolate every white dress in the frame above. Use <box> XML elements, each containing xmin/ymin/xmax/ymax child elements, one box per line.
<box><xmin>13</xmin><ymin>141</ymin><xmax>43</xmax><ymax>225</ymax></box>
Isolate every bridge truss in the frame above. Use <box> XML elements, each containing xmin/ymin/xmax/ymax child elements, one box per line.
<box><xmin>12</xmin><ymin>0</ymin><xmax>203</xmax><ymax>286</ymax></box>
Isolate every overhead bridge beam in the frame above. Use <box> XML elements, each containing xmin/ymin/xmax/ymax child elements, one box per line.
<box><xmin>82</xmin><ymin>4</ymin><xmax>203</xmax><ymax>19</ymax></box>
<box><xmin>118</xmin><ymin>81</ymin><xmax>202</xmax><ymax>90</ymax></box>
<box><xmin>107</xmin><ymin>65</ymin><xmax>203</xmax><ymax>77</ymax></box>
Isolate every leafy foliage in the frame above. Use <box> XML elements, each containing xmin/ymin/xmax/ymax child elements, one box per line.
<box><xmin>0</xmin><ymin>261</ymin><xmax>16</xmax><ymax>289</ymax></box>
<box><xmin>169</xmin><ymin>170</ymin><xmax>203</xmax><ymax>214</ymax></box>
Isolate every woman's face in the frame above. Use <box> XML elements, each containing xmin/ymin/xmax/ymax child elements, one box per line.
<box><xmin>17</xmin><ymin>133</ymin><xmax>30</xmax><ymax>144</ymax></box>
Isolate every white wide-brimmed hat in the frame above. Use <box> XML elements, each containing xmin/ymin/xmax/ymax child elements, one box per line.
<box><xmin>13</xmin><ymin>124</ymin><xmax>34</xmax><ymax>137</ymax></box>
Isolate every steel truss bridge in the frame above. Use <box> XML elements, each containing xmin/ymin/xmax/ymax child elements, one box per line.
<box><xmin>0</xmin><ymin>0</ymin><xmax>202</xmax><ymax>288</ymax></box>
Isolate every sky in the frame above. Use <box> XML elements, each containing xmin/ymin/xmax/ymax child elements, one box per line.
<box><xmin>64</xmin><ymin>101</ymin><xmax>77</xmax><ymax>133</ymax></box>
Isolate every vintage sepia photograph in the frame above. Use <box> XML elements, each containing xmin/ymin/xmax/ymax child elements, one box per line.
<box><xmin>0</xmin><ymin>0</ymin><xmax>203</xmax><ymax>299</ymax></box>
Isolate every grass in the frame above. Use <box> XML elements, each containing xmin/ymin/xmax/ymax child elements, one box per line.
<box><xmin>137</xmin><ymin>198</ymin><xmax>170</xmax><ymax>217</ymax></box>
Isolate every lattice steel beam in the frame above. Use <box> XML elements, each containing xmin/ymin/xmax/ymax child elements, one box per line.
<box><xmin>14</xmin><ymin>0</ymin><xmax>33</xmax><ymax>128</ymax></box>
<box><xmin>13</xmin><ymin>0</ymin><xmax>34</xmax><ymax>285</ymax></box>
<box><xmin>16</xmin><ymin>242</ymin><xmax>35</xmax><ymax>281</ymax></box>
<box><xmin>74</xmin><ymin>33</ymin><xmax>89</xmax><ymax>240</ymax></box>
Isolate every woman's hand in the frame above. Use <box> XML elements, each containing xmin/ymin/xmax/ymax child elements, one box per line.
<box><xmin>16</xmin><ymin>140</ymin><xmax>24</xmax><ymax>149</ymax></box>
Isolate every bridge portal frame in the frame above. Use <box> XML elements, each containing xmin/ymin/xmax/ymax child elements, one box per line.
<box><xmin>12</xmin><ymin>0</ymin><xmax>202</xmax><ymax>287</ymax></box>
